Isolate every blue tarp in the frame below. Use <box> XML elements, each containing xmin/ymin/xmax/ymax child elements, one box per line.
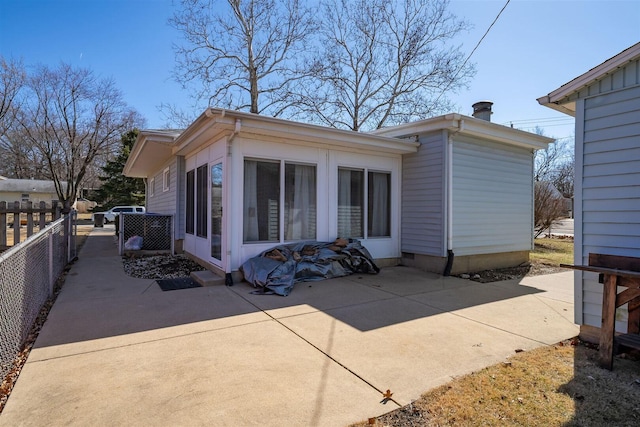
<box><xmin>240</xmin><ymin>239</ymin><xmax>379</xmax><ymax>296</ymax></box>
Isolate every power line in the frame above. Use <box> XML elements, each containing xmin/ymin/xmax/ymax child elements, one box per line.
<box><xmin>433</xmin><ymin>0</ymin><xmax>511</xmax><ymax>106</ymax></box>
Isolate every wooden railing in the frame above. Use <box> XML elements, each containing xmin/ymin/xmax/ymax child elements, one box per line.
<box><xmin>0</xmin><ymin>201</ymin><xmax>62</xmax><ymax>251</ymax></box>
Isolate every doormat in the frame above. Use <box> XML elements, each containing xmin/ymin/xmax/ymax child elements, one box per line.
<box><xmin>156</xmin><ymin>277</ymin><xmax>202</xmax><ymax>291</ymax></box>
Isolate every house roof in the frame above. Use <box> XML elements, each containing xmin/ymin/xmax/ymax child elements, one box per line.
<box><xmin>0</xmin><ymin>179</ymin><xmax>64</xmax><ymax>194</ymax></box>
<box><xmin>371</xmin><ymin>113</ymin><xmax>553</xmax><ymax>150</ymax></box>
<box><xmin>537</xmin><ymin>42</ymin><xmax>640</xmax><ymax>116</ymax></box>
<box><xmin>124</xmin><ymin>109</ymin><xmax>420</xmax><ymax>178</ymax></box>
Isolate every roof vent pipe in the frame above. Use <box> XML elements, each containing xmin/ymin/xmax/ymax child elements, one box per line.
<box><xmin>472</xmin><ymin>101</ymin><xmax>493</xmax><ymax>121</ymax></box>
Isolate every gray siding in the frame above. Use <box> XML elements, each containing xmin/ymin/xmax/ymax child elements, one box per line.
<box><xmin>147</xmin><ymin>159</ymin><xmax>178</xmax><ymax>217</ymax></box>
<box><xmin>565</xmin><ymin>58</ymin><xmax>640</xmax><ymax>103</ymax></box>
<box><xmin>452</xmin><ymin>136</ymin><xmax>534</xmax><ymax>256</ymax></box>
<box><xmin>579</xmin><ymin>84</ymin><xmax>640</xmax><ymax>330</ymax></box>
<box><xmin>401</xmin><ymin>131</ymin><xmax>445</xmax><ymax>256</ymax></box>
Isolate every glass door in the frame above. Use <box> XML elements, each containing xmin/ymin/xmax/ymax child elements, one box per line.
<box><xmin>210</xmin><ymin>162</ymin><xmax>223</xmax><ymax>263</ymax></box>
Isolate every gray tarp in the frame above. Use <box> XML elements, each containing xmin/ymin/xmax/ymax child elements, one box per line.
<box><xmin>240</xmin><ymin>239</ymin><xmax>380</xmax><ymax>296</ymax></box>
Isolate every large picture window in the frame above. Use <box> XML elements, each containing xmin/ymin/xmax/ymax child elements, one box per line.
<box><xmin>243</xmin><ymin>160</ymin><xmax>280</xmax><ymax>242</ymax></box>
<box><xmin>284</xmin><ymin>163</ymin><xmax>316</xmax><ymax>240</ymax></box>
<box><xmin>368</xmin><ymin>171</ymin><xmax>390</xmax><ymax>237</ymax></box>
<box><xmin>338</xmin><ymin>168</ymin><xmax>364</xmax><ymax>238</ymax></box>
<box><xmin>243</xmin><ymin>159</ymin><xmax>317</xmax><ymax>243</ymax></box>
<box><xmin>338</xmin><ymin>167</ymin><xmax>391</xmax><ymax>239</ymax></box>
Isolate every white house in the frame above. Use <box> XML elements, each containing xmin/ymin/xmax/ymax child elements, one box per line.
<box><xmin>124</xmin><ymin>107</ymin><xmax>551</xmax><ymax>281</ymax></box>
<box><xmin>0</xmin><ymin>178</ymin><xmax>61</xmax><ymax>206</ymax></box>
<box><xmin>538</xmin><ymin>42</ymin><xmax>640</xmax><ymax>342</ymax></box>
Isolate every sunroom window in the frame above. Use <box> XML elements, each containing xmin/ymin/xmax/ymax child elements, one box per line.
<box><xmin>338</xmin><ymin>168</ymin><xmax>390</xmax><ymax>239</ymax></box>
<box><xmin>243</xmin><ymin>159</ymin><xmax>317</xmax><ymax>243</ymax></box>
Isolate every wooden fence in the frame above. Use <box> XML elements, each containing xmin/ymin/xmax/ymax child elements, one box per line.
<box><xmin>0</xmin><ymin>201</ymin><xmax>62</xmax><ymax>250</ymax></box>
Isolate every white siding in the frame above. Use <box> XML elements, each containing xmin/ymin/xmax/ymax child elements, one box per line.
<box><xmin>579</xmin><ymin>84</ymin><xmax>640</xmax><ymax>331</ymax></box>
<box><xmin>401</xmin><ymin>131</ymin><xmax>446</xmax><ymax>256</ymax></box>
<box><xmin>451</xmin><ymin>136</ymin><xmax>534</xmax><ymax>256</ymax></box>
<box><xmin>175</xmin><ymin>156</ymin><xmax>185</xmax><ymax>239</ymax></box>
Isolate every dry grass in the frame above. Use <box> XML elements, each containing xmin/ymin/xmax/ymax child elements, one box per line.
<box><xmin>531</xmin><ymin>237</ymin><xmax>574</xmax><ymax>266</ymax></box>
<box><xmin>355</xmin><ymin>340</ymin><xmax>640</xmax><ymax>426</ymax></box>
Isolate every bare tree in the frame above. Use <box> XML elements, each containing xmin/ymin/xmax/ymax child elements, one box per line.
<box><xmin>534</xmin><ymin>181</ymin><xmax>567</xmax><ymax>238</ymax></box>
<box><xmin>553</xmin><ymin>158</ymin><xmax>574</xmax><ymax>199</ymax></box>
<box><xmin>169</xmin><ymin>0</ymin><xmax>317</xmax><ymax>116</ymax></box>
<box><xmin>0</xmin><ymin>56</ymin><xmax>26</xmax><ymax>139</ymax></box>
<box><xmin>14</xmin><ymin>63</ymin><xmax>143</xmax><ymax>209</ymax></box>
<box><xmin>290</xmin><ymin>0</ymin><xmax>474</xmax><ymax>131</ymax></box>
<box><xmin>0</xmin><ymin>128</ymin><xmax>48</xmax><ymax>179</ymax></box>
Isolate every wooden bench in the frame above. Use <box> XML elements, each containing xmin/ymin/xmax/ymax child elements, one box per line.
<box><xmin>561</xmin><ymin>253</ymin><xmax>640</xmax><ymax>370</ymax></box>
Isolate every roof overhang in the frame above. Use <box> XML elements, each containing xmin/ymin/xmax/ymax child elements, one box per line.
<box><xmin>373</xmin><ymin>114</ymin><xmax>553</xmax><ymax>150</ymax></box>
<box><xmin>123</xmin><ymin>130</ymin><xmax>181</xmax><ymax>178</ymax></box>
<box><xmin>124</xmin><ymin>109</ymin><xmax>419</xmax><ymax>178</ymax></box>
<box><xmin>537</xmin><ymin>42</ymin><xmax>640</xmax><ymax>116</ymax></box>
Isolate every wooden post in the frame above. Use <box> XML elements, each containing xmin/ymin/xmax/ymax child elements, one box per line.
<box><xmin>26</xmin><ymin>201</ymin><xmax>34</xmax><ymax>237</ymax></box>
<box><xmin>628</xmin><ymin>297</ymin><xmax>640</xmax><ymax>335</ymax></box>
<box><xmin>0</xmin><ymin>201</ymin><xmax>6</xmax><ymax>249</ymax></box>
<box><xmin>599</xmin><ymin>274</ymin><xmax>618</xmax><ymax>369</ymax></box>
<box><xmin>53</xmin><ymin>201</ymin><xmax>61</xmax><ymax>220</ymax></box>
<box><xmin>39</xmin><ymin>201</ymin><xmax>47</xmax><ymax>229</ymax></box>
<box><xmin>12</xmin><ymin>201</ymin><xmax>20</xmax><ymax>246</ymax></box>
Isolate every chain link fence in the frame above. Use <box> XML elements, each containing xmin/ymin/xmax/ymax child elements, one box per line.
<box><xmin>0</xmin><ymin>215</ymin><xmax>75</xmax><ymax>381</ymax></box>
<box><xmin>118</xmin><ymin>213</ymin><xmax>173</xmax><ymax>255</ymax></box>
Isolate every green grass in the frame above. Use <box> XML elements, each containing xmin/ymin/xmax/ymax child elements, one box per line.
<box><xmin>531</xmin><ymin>238</ymin><xmax>574</xmax><ymax>266</ymax></box>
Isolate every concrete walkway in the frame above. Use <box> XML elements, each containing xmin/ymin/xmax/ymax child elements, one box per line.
<box><xmin>0</xmin><ymin>228</ymin><xmax>578</xmax><ymax>426</ymax></box>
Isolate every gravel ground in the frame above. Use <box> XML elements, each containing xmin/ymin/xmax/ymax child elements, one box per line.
<box><xmin>457</xmin><ymin>263</ymin><xmax>566</xmax><ymax>283</ymax></box>
<box><xmin>122</xmin><ymin>254</ymin><xmax>206</xmax><ymax>279</ymax></box>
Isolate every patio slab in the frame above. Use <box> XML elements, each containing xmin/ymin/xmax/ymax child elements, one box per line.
<box><xmin>0</xmin><ymin>228</ymin><xmax>579</xmax><ymax>426</ymax></box>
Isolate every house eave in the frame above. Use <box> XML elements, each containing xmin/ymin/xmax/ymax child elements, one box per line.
<box><xmin>537</xmin><ymin>42</ymin><xmax>640</xmax><ymax>115</ymax></box>
<box><xmin>173</xmin><ymin>108</ymin><xmax>419</xmax><ymax>157</ymax></box>
<box><xmin>373</xmin><ymin>113</ymin><xmax>553</xmax><ymax>150</ymax></box>
<box><xmin>124</xmin><ymin>130</ymin><xmax>180</xmax><ymax>178</ymax></box>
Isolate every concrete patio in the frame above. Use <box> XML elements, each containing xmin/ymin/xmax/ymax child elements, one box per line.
<box><xmin>0</xmin><ymin>228</ymin><xmax>578</xmax><ymax>426</ymax></box>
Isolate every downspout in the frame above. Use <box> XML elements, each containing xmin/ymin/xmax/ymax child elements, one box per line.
<box><xmin>443</xmin><ymin>119</ymin><xmax>464</xmax><ymax>276</ymax></box>
<box><xmin>224</xmin><ymin>118</ymin><xmax>241</xmax><ymax>286</ymax></box>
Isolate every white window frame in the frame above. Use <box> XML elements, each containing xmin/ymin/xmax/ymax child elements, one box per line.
<box><xmin>337</xmin><ymin>166</ymin><xmax>392</xmax><ymax>239</ymax></box>
<box><xmin>149</xmin><ymin>177</ymin><xmax>155</xmax><ymax>197</ymax></box>
<box><xmin>163</xmin><ymin>168</ymin><xmax>170</xmax><ymax>192</ymax></box>
<box><xmin>243</xmin><ymin>158</ymin><xmax>318</xmax><ymax>243</ymax></box>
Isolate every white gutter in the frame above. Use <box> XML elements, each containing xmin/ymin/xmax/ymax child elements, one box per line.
<box><xmin>224</xmin><ymin>119</ymin><xmax>241</xmax><ymax>277</ymax></box>
<box><xmin>447</xmin><ymin>119</ymin><xmax>464</xmax><ymax>252</ymax></box>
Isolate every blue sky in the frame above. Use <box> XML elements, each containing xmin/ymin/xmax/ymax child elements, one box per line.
<box><xmin>1</xmin><ymin>0</ymin><xmax>639</xmax><ymax>142</ymax></box>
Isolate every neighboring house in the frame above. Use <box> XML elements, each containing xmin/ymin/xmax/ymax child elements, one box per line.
<box><xmin>124</xmin><ymin>106</ymin><xmax>551</xmax><ymax>280</ymax></box>
<box><xmin>0</xmin><ymin>178</ymin><xmax>62</xmax><ymax>206</ymax></box>
<box><xmin>538</xmin><ymin>42</ymin><xmax>640</xmax><ymax>342</ymax></box>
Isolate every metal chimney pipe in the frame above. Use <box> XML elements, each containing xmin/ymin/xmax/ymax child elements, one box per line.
<box><xmin>472</xmin><ymin>101</ymin><xmax>493</xmax><ymax>121</ymax></box>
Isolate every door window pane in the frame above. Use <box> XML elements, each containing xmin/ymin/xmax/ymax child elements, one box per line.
<box><xmin>211</xmin><ymin>163</ymin><xmax>222</xmax><ymax>259</ymax></box>
<box><xmin>284</xmin><ymin>163</ymin><xmax>316</xmax><ymax>240</ymax></box>
<box><xmin>368</xmin><ymin>172</ymin><xmax>390</xmax><ymax>237</ymax></box>
<box><xmin>196</xmin><ymin>165</ymin><xmax>208</xmax><ymax>238</ymax></box>
<box><xmin>338</xmin><ymin>168</ymin><xmax>364</xmax><ymax>238</ymax></box>
<box><xmin>186</xmin><ymin>169</ymin><xmax>194</xmax><ymax>235</ymax></box>
<box><xmin>243</xmin><ymin>160</ymin><xmax>280</xmax><ymax>242</ymax></box>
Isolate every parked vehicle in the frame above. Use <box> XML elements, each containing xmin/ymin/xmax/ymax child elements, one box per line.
<box><xmin>92</xmin><ymin>206</ymin><xmax>145</xmax><ymax>223</ymax></box>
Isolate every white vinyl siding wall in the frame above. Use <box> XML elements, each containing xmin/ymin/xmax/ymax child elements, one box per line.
<box><xmin>452</xmin><ymin>136</ymin><xmax>534</xmax><ymax>256</ymax></box>
<box><xmin>578</xmin><ymin>82</ymin><xmax>640</xmax><ymax>331</ymax></box>
<box><xmin>401</xmin><ymin>131</ymin><xmax>446</xmax><ymax>256</ymax></box>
